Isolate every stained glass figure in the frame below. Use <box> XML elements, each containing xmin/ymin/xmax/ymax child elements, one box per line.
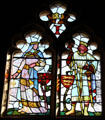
<box><xmin>57</xmin><ymin>33</ymin><xmax>102</xmax><ymax>116</ymax></box>
<box><xmin>40</xmin><ymin>3</ymin><xmax>76</xmax><ymax>38</ymax></box>
<box><xmin>5</xmin><ymin>32</ymin><xmax>52</xmax><ymax>115</ymax></box>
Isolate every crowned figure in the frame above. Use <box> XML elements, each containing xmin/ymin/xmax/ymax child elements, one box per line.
<box><xmin>11</xmin><ymin>33</ymin><xmax>47</xmax><ymax>114</ymax></box>
<box><xmin>66</xmin><ymin>34</ymin><xmax>97</xmax><ymax>116</ymax></box>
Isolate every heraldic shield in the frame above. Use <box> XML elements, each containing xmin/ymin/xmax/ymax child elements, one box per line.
<box><xmin>61</xmin><ymin>75</ymin><xmax>75</xmax><ymax>88</ymax></box>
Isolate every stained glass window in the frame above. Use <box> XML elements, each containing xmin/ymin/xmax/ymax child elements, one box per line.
<box><xmin>56</xmin><ymin>33</ymin><xmax>102</xmax><ymax>116</ymax></box>
<box><xmin>1</xmin><ymin>1</ymin><xmax>104</xmax><ymax>119</ymax></box>
<box><xmin>1</xmin><ymin>32</ymin><xmax>52</xmax><ymax>116</ymax></box>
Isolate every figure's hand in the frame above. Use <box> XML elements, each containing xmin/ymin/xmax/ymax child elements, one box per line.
<box><xmin>35</xmin><ymin>60</ymin><xmax>45</xmax><ymax>66</ymax></box>
<box><xmin>34</xmin><ymin>60</ymin><xmax>45</xmax><ymax>71</ymax></box>
<box><xmin>35</xmin><ymin>62</ymin><xmax>40</xmax><ymax>66</ymax></box>
<box><xmin>40</xmin><ymin>60</ymin><xmax>46</xmax><ymax>67</ymax></box>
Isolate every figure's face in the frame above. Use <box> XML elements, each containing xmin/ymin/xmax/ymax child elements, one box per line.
<box><xmin>78</xmin><ymin>44</ymin><xmax>88</xmax><ymax>54</ymax></box>
<box><xmin>33</xmin><ymin>44</ymin><xmax>38</xmax><ymax>50</ymax></box>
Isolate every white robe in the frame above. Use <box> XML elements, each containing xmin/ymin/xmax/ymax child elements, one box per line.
<box><xmin>70</xmin><ymin>51</ymin><xmax>97</xmax><ymax>101</ymax></box>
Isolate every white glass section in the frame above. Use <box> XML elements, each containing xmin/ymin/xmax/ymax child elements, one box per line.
<box><xmin>60</xmin><ymin>24</ymin><xmax>66</xmax><ymax>31</ymax></box>
<box><xmin>96</xmin><ymin>81</ymin><xmax>101</xmax><ymax>88</ymax></box>
<box><xmin>67</xmin><ymin>14</ymin><xmax>76</xmax><ymax>22</ymax></box>
<box><xmin>13</xmin><ymin>53</ymin><xmax>23</xmax><ymax>57</ymax></box>
<box><xmin>17</xmin><ymin>42</ymin><xmax>25</xmax><ymax>49</ymax></box>
<box><xmin>12</xmin><ymin>58</ymin><xmax>23</xmax><ymax>67</ymax></box>
<box><xmin>61</xmin><ymin>60</ymin><xmax>66</xmax><ymax>68</ymax></box>
<box><xmin>39</xmin><ymin>44</ymin><xmax>49</xmax><ymax>49</ymax></box>
<box><xmin>62</xmin><ymin>54</ymin><xmax>68</xmax><ymax>59</ymax></box>
<box><xmin>44</xmin><ymin>44</ymin><xmax>49</xmax><ymax>49</ymax></box>
<box><xmin>44</xmin><ymin>65</ymin><xmax>49</xmax><ymax>72</ymax></box>
<box><xmin>43</xmin><ymin>52</ymin><xmax>52</xmax><ymax>58</ymax></box>
<box><xmin>56</xmin><ymin>35</ymin><xmax>60</xmax><ymax>38</ymax></box>
<box><xmin>95</xmin><ymin>71</ymin><xmax>101</xmax><ymax>80</ymax></box>
<box><xmin>59</xmin><ymin>29</ymin><xmax>63</xmax><ymax>34</ymax></box>
<box><xmin>61</xmin><ymin>66</ymin><xmax>70</xmax><ymax>75</ymax></box>
<box><xmin>50</xmin><ymin>6</ymin><xmax>58</xmax><ymax>13</ymax></box>
<box><xmin>90</xmin><ymin>44</ymin><xmax>97</xmax><ymax>50</ymax></box>
<box><xmin>96</xmin><ymin>88</ymin><xmax>101</xmax><ymax>94</ymax></box>
<box><xmin>50</xmin><ymin>23</ymin><xmax>54</xmax><ymax>30</ymax></box>
<box><xmin>34</xmin><ymin>34</ymin><xmax>39</xmax><ymax>39</ymax></box>
<box><xmin>38</xmin><ymin>36</ymin><xmax>42</xmax><ymax>41</ymax></box>
<box><xmin>72</xmin><ymin>47</ymin><xmax>78</xmax><ymax>52</ymax></box>
<box><xmin>88</xmin><ymin>46</ymin><xmax>91</xmax><ymax>50</ymax></box>
<box><xmin>81</xmin><ymin>37</ymin><xmax>89</xmax><ymax>43</ymax></box>
<box><xmin>10</xmin><ymin>79</ymin><xmax>20</xmax><ymax>88</ymax></box>
<box><xmin>39</xmin><ymin>47</ymin><xmax>45</xmax><ymax>52</ymax></box>
<box><xmin>25</xmin><ymin>33</ymin><xmax>42</xmax><ymax>43</ymax></box>
<box><xmin>57</xmin><ymin>6</ymin><xmax>66</xmax><ymax>14</ymax></box>
<box><xmin>50</xmin><ymin>4</ymin><xmax>66</xmax><ymax>14</ymax></box>
<box><xmin>73</xmin><ymin>38</ymin><xmax>80</xmax><ymax>46</ymax></box>
<box><xmin>31</xmin><ymin>35</ymin><xmax>38</xmax><ymax>42</ymax></box>
<box><xmin>40</xmin><ymin>15</ymin><xmax>49</xmax><ymax>21</ymax></box>
<box><xmin>96</xmin><ymin>95</ymin><xmax>102</xmax><ymax>103</ymax></box>
<box><xmin>25</xmin><ymin>36</ymin><xmax>32</xmax><ymax>43</ymax></box>
<box><xmin>94</xmin><ymin>55</ymin><xmax>100</xmax><ymax>60</ymax></box>
<box><xmin>46</xmin><ymin>91</ymin><xmax>51</xmax><ymax>96</ymax></box>
<box><xmin>88</xmin><ymin>104</ymin><xmax>95</xmax><ymax>112</ymax></box>
<box><xmin>50</xmin><ymin>25</ymin><xmax>56</xmax><ymax>33</ymax></box>
<box><xmin>73</xmin><ymin>33</ymin><xmax>89</xmax><ymax>43</ymax></box>
<box><xmin>73</xmin><ymin>35</ymin><xmax>81</xmax><ymax>40</ymax></box>
<box><xmin>88</xmin><ymin>50</ymin><xmax>93</xmax><ymax>54</ymax></box>
<box><xmin>21</xmin><ymin>43</ymin><xmax>29</xmax><ymax>52</ymax></box>
<box><xmin>11</xmin><ymin>65</ymin><xmax>19</xmax><ymax>75</ymax></box>
<box><xmin>55</xmin><ymin>19</ymin><xmax>60</xmax><ymax>25</ymax></box>
<box><xmin>46</xmin><ymin>59</ymin><xmax>52</xmax><ymax>65</ymax></box>
<box><xmin>74</xmin><ymin>44</ymin><xmax>78</xmax><ymax>48</ymax></box>
<box><xmin>94</xmin><ymin>103</ymin><xmax>102</xmax><ymax>112</ymax></box>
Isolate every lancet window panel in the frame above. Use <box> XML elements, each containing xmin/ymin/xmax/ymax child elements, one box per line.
<box><xmin>1</xmin><ymin>32</ymin><xmax>52</xmax><ymax>116</ymax></box>
<box><xmin>56</xmin><ymin>33</ymin><xmax>102</xmax><ymax>117</ymax></box>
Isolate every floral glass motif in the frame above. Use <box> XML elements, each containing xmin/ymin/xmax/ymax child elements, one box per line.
<box><xmin>56</xmin><ymin>33</ymin><xmax>102</xmax><ymax>116</ymax></box>
<box><xmin>6</xmin><ymin>32</ymin><xmax>52</xmax><ymax>115</ymax></box>
<box><xmin>40</xmin><ymin>3</ymin><xmax>76</xmax><ymax>38</ymax></box>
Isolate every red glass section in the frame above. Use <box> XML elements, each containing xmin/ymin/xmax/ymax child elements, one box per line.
<box><xmin>38</xmin><ymin>73</ymin><xmax>52</xmax><ymax>85</ymax></box>
<box><xmin>56</xmin><ymin>26</ymin><xmax>60</xmax><ymax>35</ymax></box>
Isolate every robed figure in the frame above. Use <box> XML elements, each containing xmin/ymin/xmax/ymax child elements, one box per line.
<box><xmin>66</xmin><ymin>38</ymin><xmax>97</xmax><ymax>116</ymax></box>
